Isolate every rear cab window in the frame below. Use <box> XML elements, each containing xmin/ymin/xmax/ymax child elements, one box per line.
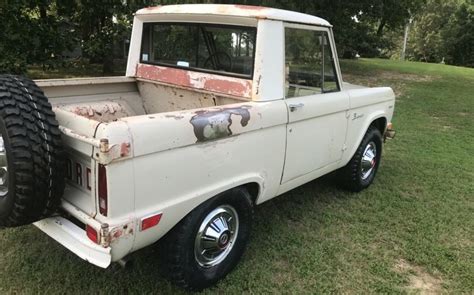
<box><xmin>141</xmin><ymin>23</ymin><xmax>257</xmax><ymax>78</ymax></box>
<box><xmin>285</xmin><ymin>26</ymin><xmax>340</xmax><ymax>98</ymax></box>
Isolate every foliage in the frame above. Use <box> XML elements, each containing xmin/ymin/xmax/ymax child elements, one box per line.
<box><xmin>0</xmin><ymin>0</ymin><xmax>76</xmax><ymax>74</ymax></box>
<box><xmin>1</xmin><ymin>0</ymin><xmax>473</xmax><ymax>73</ymax></box>
<box><xmin>409</xmin><ymin>0</ymin><xmax>459</xmax><ymax>63</ymax></box>
<box><xmin>444</xmin><ymin>1</ymin><xmax>474</xmax><ymax>66</ymax></box>
<box><xmin>73</xmin><ymin>0</ymin><xmax>145</xmax><ymax>73</ymax></box>
<box><xmin>406</xmin><ymin>0</ymin><xmax>474</xmax><ymax>66</ymax></box>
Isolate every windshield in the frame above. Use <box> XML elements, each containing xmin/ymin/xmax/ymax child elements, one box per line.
<box><xmin>141</xmin><ymin>23</ymin><xmax>257</xmax><ymax>78</ymax></box>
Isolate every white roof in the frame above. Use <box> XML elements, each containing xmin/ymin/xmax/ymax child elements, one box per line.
<box><xmin>136</xmin><ymin>4</ymin><xmax>331</xmax><ymax>27</ymax></box>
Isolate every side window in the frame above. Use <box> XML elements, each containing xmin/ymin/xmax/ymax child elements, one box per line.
<box><xmin>285</xmin><ymin>28</ymin><xmax>339</xmax><ymax>98</ymax></box>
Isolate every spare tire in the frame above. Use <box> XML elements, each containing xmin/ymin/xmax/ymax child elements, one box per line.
<box><xmin>0</xmin><ymin>75</ymin><xmax>65</xmax><ymax>227</ymax></box>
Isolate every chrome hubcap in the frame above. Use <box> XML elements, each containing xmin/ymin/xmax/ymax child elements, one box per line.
<box><xmin>0</xmin><ymin>135</ymin><xmax>8</xmax><ymax>197</ymax></box>
<box><xmin>361</xmin><ymin>141</ymin><xmax>377</xmax><ymax>180</ymax></box>
<box><xmin>194</xmin><ymin>205</ymin><xmax>239</xmax><ymax>268</ymax></box>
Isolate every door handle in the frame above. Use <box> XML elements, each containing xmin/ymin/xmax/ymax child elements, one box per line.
<box><xmin>289</xmin><ymin>103</ymin><xmax>304</xmax><ymax>112</ymax></box>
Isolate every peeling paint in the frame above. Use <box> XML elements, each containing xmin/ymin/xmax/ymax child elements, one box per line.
<box><xmin>165</xmin><ymin>114</ymin><xmax>185</xmax><ymax>120</ymax></box>
<box><xmin>233</xmin><ymin>4</ymin><xmax>268</xmax><ymax>11</ymax></box>
<box><xmin>106</xmin><ymin>142</ymin><xmax>131</xmax><ymax>159</ymax></box>
<box><xmin>109</xmin><ymin>222</ymin><xmax>135</xmax><ymax>243</ymax></box>
<box><xmin>120</xmin><ymin>143</ymin><xmax>131</xmax><ymax>157</ymax></box>
<box><xmin>60</xmin><ymin>101</ymin><xmax>133</xmax><ymax>123</ymax></box>
<box><xmin>144</xmin><ymin>5</ymin><xmax>161</xmax><ymax>11</ymax></box>
<box><xmin>135</xmin><ymin>4</ymin><xmax>332</xmax><ymax>27</ymax></box>
<box><xmin>255</xmin><ymin>75</ymin><xmax>262</xmax><ymax>95</ymax></box>
<box><xmin>136</xmin><ymin>64</ymin><xmax>252</xmax><ymax>98</ymax></box>
<box><xmin>190</xmin><ymin>106</ymin><xmax>251</xmax><ymax>142</ymax></box>
<box><xmin>141</xmin><ymin>4</ymin><xmax>266</xmax><ymax>14</ymax></box>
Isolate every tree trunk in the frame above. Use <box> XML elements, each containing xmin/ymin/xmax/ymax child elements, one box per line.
<box><xmin>377</xmin><ymin>18</ymin><xmax>387</xmax><ymax>37</ymax></box>
<box><xmin>102</xmin><ymin>52</ymin><xmax>114</xmax><ymax>75</ymax></box>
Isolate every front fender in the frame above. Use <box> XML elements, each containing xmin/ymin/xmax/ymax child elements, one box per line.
<box><xmin>344</xmin><ymin>111</ymin><xmax>386</xmax><ymax>164</ymax></box>
<box><xmin>342</xmin><ymin>107</ymin><xmax>394</xmax><ymax>166</ymax></box>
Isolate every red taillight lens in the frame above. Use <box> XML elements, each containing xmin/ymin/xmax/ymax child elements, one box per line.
<box><xmin>141</xmin><ymin>213</ymin><xmax>162</xmax><ymax>231</ymax></box>
<box><xmin>98</xmin><ymin>164</ymin><xmax>108</xmax><ymax>216</ymax></box>
<box><xmin>86</xmin><ymin>225</ymin><xmax>98</xmax><ymax>244</ymax></box>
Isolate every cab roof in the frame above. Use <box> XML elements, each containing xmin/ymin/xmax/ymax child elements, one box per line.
<box><xmin>136</xmin><ymin>4</ymin><xmax>331</xmax><ymax>27</ymax></box>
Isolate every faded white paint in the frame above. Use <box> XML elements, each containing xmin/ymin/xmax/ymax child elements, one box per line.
<box><xmin>33</xmin><ymin>5</ymin><xmax>395</xmax><ymax>268</ymax></box>
<box><xmin>135</xmin><ymin>4</ymin><xmax>331</xmax><ymax>27</ymax></box>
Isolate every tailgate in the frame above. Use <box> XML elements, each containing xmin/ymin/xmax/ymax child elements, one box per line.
<box><xmin>54</xmin><ymin>107</ymin><xmax>100</xmax><ymax>217</ymax></box>
<box><xmin>36</xmin><ymin>76</ymin><xmax>137</xmax><ymax>219</ymax></box>
<box><xmin>65</xmin><ymin>149</ymin><xmax>96</xmax><ymax>216</ymax></box>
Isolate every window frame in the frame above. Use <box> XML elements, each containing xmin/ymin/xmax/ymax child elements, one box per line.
<box><xmin>140</xmin><ymin>22</ymin><xmax>258</xmax><ymax>80</ymax></box>
<box><xmin>283</xmin><ymin>23</ymin><xmax>342</xmax><ymax>98</ymax></box>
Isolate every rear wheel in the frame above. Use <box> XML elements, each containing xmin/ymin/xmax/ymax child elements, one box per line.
<box><xmin>163</xmin><ymin>187</ymin><xmax>253</xmax><ymax>291</ymax></box>
<box><xmin>338</xmin><ymin>126</ymin><xmax>383</xmax><ymax>192</ymax></box>
<box><xmin>0</xmin><ymin>75</ymin><xmax>65</xmax><ymax>227</ymax></box>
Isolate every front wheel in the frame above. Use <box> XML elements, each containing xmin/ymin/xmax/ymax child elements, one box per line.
<box><xmin>162</xmin><ymin>187</ymin><xmax>253</xmax><ymax>291</ymax></box>
<box><xmin>338</xmin><ymin>126</ymin><xmax>383</xmax><ymax>192</ymax></box>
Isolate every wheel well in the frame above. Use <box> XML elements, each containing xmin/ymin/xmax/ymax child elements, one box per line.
<box><xmin>370</xmin><ymin>117</ymin><xmax>387</xmax><ymax>135</ymax></box>
<box><xmin>243</xmin><ymin>182</ymin><xmax>260</xmax><ymax>204</ymax></box>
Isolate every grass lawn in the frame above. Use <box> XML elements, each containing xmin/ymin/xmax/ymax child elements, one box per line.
<box><xmin>1</xmin><ymin>59</ymin><xmax>473</xmax><ymax>294</ymax></box>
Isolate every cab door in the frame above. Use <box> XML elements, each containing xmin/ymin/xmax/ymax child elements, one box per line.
<box><xmin>281</xmin><ymin>24</ymin><xmax>349</xmax><ymax>183</ymax></box>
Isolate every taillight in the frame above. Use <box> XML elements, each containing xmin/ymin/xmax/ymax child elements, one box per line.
<box><xmin>86</xmin><ymin>225</ymin><xmax>98</xmax><ymax>244</ymax></box>
<box><xmin>98</xmin><ymin>164</ymin><xmax>108</xmax><ymax>216</ymax></box>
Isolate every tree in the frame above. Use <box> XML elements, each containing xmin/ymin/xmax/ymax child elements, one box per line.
<box><xmin>408</xmin><ymin>0</ymin><xmax>458</xmax><ymax>63</ymax></box>
<box><xmin>444</xmin><ymin>1</ymin><xmax>474</xmax><ymax>66</ymax></box>
<box><xmin>74</xmin><ymin>0</ymin><xmax>170</xmax><ymax>74</ymax></box>
<box><xmin>0</xmin><ymin>0</ymin><xmax>76</xmax><ymax>74</ymax></box>
<box><xmin>1</xmin><ymin>0</ymin><xmax>472</xmax><ymax>73</ymax></box>
<box><xmin>406</xmin><ymin>0</ymin><xmax>473</xmax><ymax>66</ymax></box>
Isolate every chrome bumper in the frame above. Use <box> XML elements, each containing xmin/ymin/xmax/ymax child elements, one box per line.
<box><xmin>384</xmin><ymin>122</ymin><xmax>396</xmax><ymax>142</ymax></box>
<box><xmin>384</xmin><ymin>128</ymin><xmax>396</xmax><ymax>141</ymax></box>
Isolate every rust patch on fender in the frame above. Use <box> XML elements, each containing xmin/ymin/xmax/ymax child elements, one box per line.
<box><xmin>190</xmin><ymin>106</ymin><xmax>251</xmax><ymax>142</ymax></box>
<box><xmin>109</xmin><ymin>222</ymin><xmax>134</xmax><ymax>243</ymax></box>
<box><xmin>120</xmin><ymin>143</ymin><xmax>131</xmax><ymax>157</ymax></box>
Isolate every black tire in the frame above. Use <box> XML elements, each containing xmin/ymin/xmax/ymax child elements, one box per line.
<box><xmin>162</xmin><ymin>187</ymin><xmax>254</xmax><ymax>291</ymax></box>
<box><xmin>338</xmin><ymin>126</ymin><xmax>383</xmax><ymax>192</ymax></box>
<box><xmin>0</xmin><ymin>75</ymin><xmax>65</xmax><ymax>227</ymax></box>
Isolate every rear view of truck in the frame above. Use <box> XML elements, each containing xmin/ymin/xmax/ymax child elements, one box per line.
<box><xmin>0</xmin><ymin>6</ymin><xmax>265</xmax><ymax>269</ymax></box>
<box><xmin>0</xmin><ymin>75</ymin><xmax>142</xmax><ymax>267</ymax></box>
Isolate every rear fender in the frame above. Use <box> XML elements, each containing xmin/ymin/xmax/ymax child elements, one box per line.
<box><xmin>130</xmin><ymin>174</ymin><xmax>264</xmax><ymax>252</ymax></box>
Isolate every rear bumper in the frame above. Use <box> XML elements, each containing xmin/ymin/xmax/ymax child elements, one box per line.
<box><xmin>34</xmin><ymin>217</ymin><xmax>112</xmax><ymax>268</ymax></box>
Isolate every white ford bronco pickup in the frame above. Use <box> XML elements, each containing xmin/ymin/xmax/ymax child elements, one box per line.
<box><xmin>0</xmin><ymin>4</ymin><xmax>395</xmax><ymax>290</ymax></box>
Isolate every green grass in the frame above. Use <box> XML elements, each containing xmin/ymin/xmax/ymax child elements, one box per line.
<box><xmin>1</xmin><ymin>58</ymin><xmax>473</xmax><ymax>294</ymax></box>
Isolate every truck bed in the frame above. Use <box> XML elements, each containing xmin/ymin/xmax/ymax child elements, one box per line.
<box><xmin>36</xmin><ymin>76</ymin><xmax>246</xmax><ymax>123</ymax></box>
<box><xmin>35</xmin><ymin>76</ymin><xmax>250</xmax><ymax>221</ymax></box>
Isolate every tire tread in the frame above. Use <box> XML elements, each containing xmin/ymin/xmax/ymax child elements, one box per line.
<box><xmin>0</xmin><ymin>75</ymin><xmax>65</xmax><ymax>227</ymax></box>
